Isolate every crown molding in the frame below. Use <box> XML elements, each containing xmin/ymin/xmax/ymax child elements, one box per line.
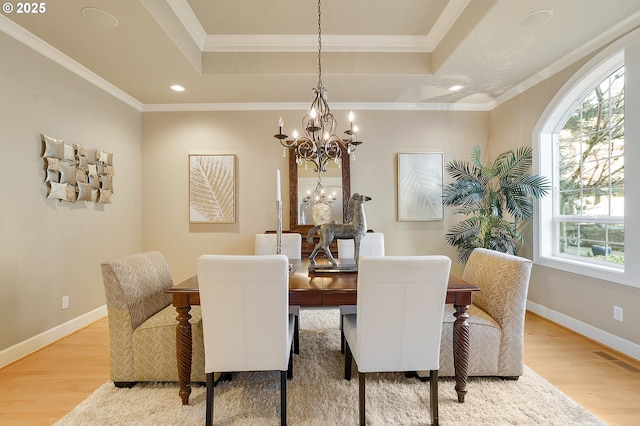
<box><xmin>202</xmin><ymin>34</ymin><xmax>431</xmax><ymax>53</ymax></box>
<box><xmin>0</xmin><ymin>15</ymin><xmax>143</xmax><ymax>111</ymax></box>
<box><xmin>163</xmin><ymin>0</ymin><xmax>468</xmax><ymax>54</ymax></box>
<box><xmin>142</xmin><ymin>101</ymin><xmax>492</xmax><ymax>113</ymax></box>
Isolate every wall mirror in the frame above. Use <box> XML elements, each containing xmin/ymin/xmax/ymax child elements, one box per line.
<box><xmin>289</xmin><ymin>146</ymin><xmax>350</xmax><ymax>233</ymax></box>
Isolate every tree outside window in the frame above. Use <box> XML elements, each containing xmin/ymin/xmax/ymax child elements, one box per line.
<box><xmin>556</xmin><ymin>66</ymin><xmax>624</xmax><ymax>265</ymax></box>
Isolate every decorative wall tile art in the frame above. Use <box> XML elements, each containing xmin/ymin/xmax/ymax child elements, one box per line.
<box><xmin>41</xmin><ymin>134</ymin><xmax>114</xmax><ymax>203</ymax></box>
<box><xmin>397</xmin><ymin>152</ymin><xmax>444</xmax><ymax>221</ymax></box>
<box><xmin>189</xmin><ymin>154</ymin><xmax>236</xmax><ymax>223</ymax></box>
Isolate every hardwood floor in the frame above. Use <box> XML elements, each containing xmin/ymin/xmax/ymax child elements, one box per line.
<box><xmin>0</xmin><ymin>312</ymin><xmax>638</xmax><ymax>425</ymax></box>
<box><xmin>0</xmin><ymin>319</ymin><xmax>110</xmax><ymax>426</ymax></box>
<box><xmin>524</xmin><ymin>312</ymin><xmax>640</xmax><ymax>425</ymax></box>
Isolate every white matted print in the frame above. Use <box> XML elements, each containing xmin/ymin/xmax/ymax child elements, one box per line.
<box><xmin>189</xmin><ymin>154</ymin><xmax>236</xmax><ymax>223</ymax></box>
<box><xmin>397</xmin><ymin>152</ymin><xmax>444</xmax><ymax>221</ymax></box>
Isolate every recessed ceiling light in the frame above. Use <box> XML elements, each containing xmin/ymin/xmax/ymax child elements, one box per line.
<box><xmin>448</xmin><ymin>85</ymin><xmax>464</xmax><ymax>92</ymax></box>
<box><xmin>518</xmin><ymin>9</ymin><xmax>553</xmax><ymax>28</ymax></box>
<box><xmin>170</xmin><ymin>85</ymin><xmax>185</xmax><ymax>92</ymax></box>
<box><xmin>81</xmin><ymin>7</ymin><xmax>119</xmax><ymax>28</ymax></box>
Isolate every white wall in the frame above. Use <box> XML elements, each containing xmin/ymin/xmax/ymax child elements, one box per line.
<box><xmin>0</xmin><ymin>32</ymin><xmax>142</xmax><ymax>360</ymax></box>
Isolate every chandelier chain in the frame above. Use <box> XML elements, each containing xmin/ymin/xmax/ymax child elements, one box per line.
<box><xmin>317</xmin><ymin>0</ymin><xmax>322</xmax><ymax>87</ymax></box>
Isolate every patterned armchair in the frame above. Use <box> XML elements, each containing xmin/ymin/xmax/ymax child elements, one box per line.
<box><xmin>438</xmin><ymin>248</ymin><xmax>533</xmax><ymax>378</ymax></box>
<box><xmin>101</xmin><ymin>251</ymin><xmax>206</xmax><ymax>386</ymax></box>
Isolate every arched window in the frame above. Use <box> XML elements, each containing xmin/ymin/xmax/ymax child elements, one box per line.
<box><xmin>556</xmin><ymin>65</ymin><xmax>624</xmax><ymax>266</ymax></box>
<box><xmin>534</xmin><ymin>41</ymin><xmax>635</xmax><ymax>284</ymax></box>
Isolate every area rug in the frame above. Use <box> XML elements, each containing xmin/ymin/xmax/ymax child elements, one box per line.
<box><xmin>55</xmin><ymin>308</ymin><xmax>604</xmax><ymax>425</ymax></box>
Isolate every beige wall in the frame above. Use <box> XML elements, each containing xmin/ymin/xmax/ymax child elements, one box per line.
<box><xmin>0</xmin><ymin>32</ymin><xmax>142</xmax><ymax>352</ymax></box>
<box><xmin>141</xmin><ymin>110</ymin><xmax>488</xmax><ymax>281</ymax></box>
<box><xmin>489</xmin><ymin>47</ymin><xmax>640</xmax><ymax>346</ymax></box>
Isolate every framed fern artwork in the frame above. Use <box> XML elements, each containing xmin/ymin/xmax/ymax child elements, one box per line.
<box><xmin>189</xmin><ymin>154</ymin><xmax>236</xmax><ymax>223</ymax></box>
<box><xmin>397</xmin><ymin>152</ymin><xmax>444</xmax><ymax>221</ymax></box>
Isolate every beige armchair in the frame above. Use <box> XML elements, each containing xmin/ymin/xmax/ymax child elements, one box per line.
<box><xmin>101</xmin><ymin>251</ymin><xmax>206</xmax><ymax>387</ymax></box>
<box><xmin>438</xmin><ymin>248</ymin><xmax>533</xmax><ymax>378</ymax></box>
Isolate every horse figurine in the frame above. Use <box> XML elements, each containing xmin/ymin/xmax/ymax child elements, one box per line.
<box><xmin>307</xmin><ymin>193</ymin><xmax>371</xmax><ymax>270</ymax></box>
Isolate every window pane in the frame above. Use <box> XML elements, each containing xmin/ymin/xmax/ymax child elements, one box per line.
<box><xmin>610</xmin><ymin>69</ymin><xmax>625</xmax><ymax>98</ymax></box>
<box><xmin>553</xmin><ymin>65</ymin><xmax>624</xmax><ymax>268</ymax></box>
<box><xmin>580</xmin><ymin>189</ymin><xmax>601</xmax><ymax>215</ymax></box>
<box><xmin>559</xmin><ymin>189</ymin><xmax>581</xmax><ymax>215</ymax></box>
<box><xmin>611</xmin><ymin>134</ymin><xmax>624</xmax><ymax>156</ymax></box>
<box><xmin>557</xmin><ymin>222</ymin><xmax>624</xmax><ymax>265</ymax></box>
<box><xmin>611</xmin><ymin>187</ymin><xmax>624</xmax><ymax>216</ymax></box>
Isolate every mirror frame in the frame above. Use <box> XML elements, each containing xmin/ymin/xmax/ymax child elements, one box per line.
<box><xmin>289</xmin><ymin>146</ymin><xmax>351</xmax><ymax>233</ymax></box>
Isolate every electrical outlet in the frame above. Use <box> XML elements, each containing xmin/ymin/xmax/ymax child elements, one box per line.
<box><xmin>62</xmin><ymin>295</ymin><xmax>69</xmax><ymax>310</ymax></box>
<box><xmin>613</xmin><ymin>305</ymin><xmax>623</xmax><ymax>322</ymax></box>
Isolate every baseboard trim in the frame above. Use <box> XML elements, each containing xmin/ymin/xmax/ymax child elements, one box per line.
<box><xmin>526</xmin><ymin>300</ymin><xmax>639</xmax><ymax>361</ymax></box>
<box><xmin>0</xmin><ymin>305</ymin><xmax>107</xmax><ymax>369</ymax></box>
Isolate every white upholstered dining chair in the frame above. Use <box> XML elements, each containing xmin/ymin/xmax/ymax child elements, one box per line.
<box><xmin>255</xmin><ymin>233</ymin><xmax>302</xmax><ymax>258</ymax></box>
<box><xmin>100</xmin><ymin>251</ymin><xmax>206</xmax><ymax>386</ymax></box>
<box><xmin>337</xmin><ymin>231</ymin><xmax>385</xmax><ymax>260</ymax></box>
<box><xmin>254</xmin><ymin>233</ymin><xmax>302</xmax><ymax>354</ymax></box>
<box><xmin>198</xmin><ymin>254</ymin><xmax>295</xmax><ymax>426</ymax></box>
<box><xmin>342</xmin><ymin>255</ymin><xmax>451</xmax><ymax>426</ymax></box>
<box><xmin>338</xmin><ymin>232</ymin><xmax>385</xmax><ymax>353</ymax></box>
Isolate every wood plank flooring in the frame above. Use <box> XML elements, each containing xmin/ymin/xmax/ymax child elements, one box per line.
<box><xmin>0</xmin><ymin>312</ymin><xmax>638</xmax><ymax>425</ymax></box>
<box><xmin>524</xmin><ymin>312</ymin><xmax>640</xmax><ymax>425</ymax></box>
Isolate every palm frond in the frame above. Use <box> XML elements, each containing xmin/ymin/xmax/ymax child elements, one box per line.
<box><xmin>470</xmin><ymin>145</ymin><xmax>483</xmax><ymax>168</ymax></box>
<box><xmin>495</xmin><ymin>146</ymin><xmax>533</xmax><ymax>179</ymax></box>
<box><xmin>515</xmin><ymin>174</ymin><xmax>551</xmax><ymax>197</ymax></box>
<box><xmin>444</xmin><ymin>217</ymin><xmax>482</xmax><ymax>247</ymax></box>
<box><xmin>503</xmin><ymin>188</ymin><xmax>533</xmax><ymax>220</ymax></box>
<box><xmin>445</xmin><ymin>160</ymin><xmax>478</xmax><ymax>181</ymax></box>
<box><xmin>442</xmin><ymin>179</ymin><xmax>485</xmax><ymax>208</ymax></box>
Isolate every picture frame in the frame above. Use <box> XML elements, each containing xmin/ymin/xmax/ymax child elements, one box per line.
<box><xmin>397</xmin><ymin>152</ymin><xmax>444</xmax><ymax>221</ymax></box>
<box><xmin>189</xmin><ymin>154</ymin><xmax>236</xmax><ymax>223</ymax></box>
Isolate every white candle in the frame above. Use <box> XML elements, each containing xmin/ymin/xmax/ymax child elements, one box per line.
<box><xmin>276</xmin><ymin>169</ymin><xmax>281</xmax><ymax>202</ymax></box>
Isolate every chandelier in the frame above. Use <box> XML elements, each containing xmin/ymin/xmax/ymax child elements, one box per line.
<box><xmin>274</xmin><ymin>0</ymin><xmax>363</xmax><ymax>173</ymax></box>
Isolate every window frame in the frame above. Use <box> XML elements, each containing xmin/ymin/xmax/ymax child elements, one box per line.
<box><xmin>533</xmin><ymin>41</ymin><xmax>637</xmax><ymax>288</ymax></box>
<box><xmin>555</xmin><ymin>64</ymin><xmax>625</xmax><ymax>268</ymax></box>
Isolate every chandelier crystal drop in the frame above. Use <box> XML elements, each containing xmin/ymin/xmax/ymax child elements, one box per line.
<box><xmin>274</xmin><ymin>0</ymin><xmax>363</xmax><ymax>173</ymax></box>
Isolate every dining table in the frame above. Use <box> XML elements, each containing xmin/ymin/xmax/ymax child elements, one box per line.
<box><xmin>166</xmin><ymin>258</ymin><xmax>480</xmax><ymax>405</ymax></box>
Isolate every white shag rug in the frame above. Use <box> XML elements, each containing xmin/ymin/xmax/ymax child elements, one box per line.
<box><xmin>55</xmin><ymin>308</ymin><xmax>604</xmax><ymax>425</ymax></box>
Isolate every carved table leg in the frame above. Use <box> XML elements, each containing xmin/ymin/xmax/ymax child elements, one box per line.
<box><xmin>453</xmin><ymin>303</ymin><xmax>470</xmax><ymax>403</ymax></box>
<box><xmin>175</xmin><ymin>306</ymin><xmax>192</xmax><ymax>405</ymax></box>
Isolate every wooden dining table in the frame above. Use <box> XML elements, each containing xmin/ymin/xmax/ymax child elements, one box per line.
<box><xmin>166</xmin><ymin>258</ymin><xmax>480</xmax><ymax>405</ymax></box>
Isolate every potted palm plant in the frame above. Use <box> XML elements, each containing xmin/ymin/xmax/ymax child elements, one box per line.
<box><xmin>442</xmin><ymin>145</ymin><xmax>550</xmax><ymax>263</ymax></box>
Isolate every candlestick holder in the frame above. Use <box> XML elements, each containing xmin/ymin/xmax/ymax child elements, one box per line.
<box><xmin>276</xmin><ymin>200</ymin><xmax>282</xmax><ymax>255</ymax></box>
